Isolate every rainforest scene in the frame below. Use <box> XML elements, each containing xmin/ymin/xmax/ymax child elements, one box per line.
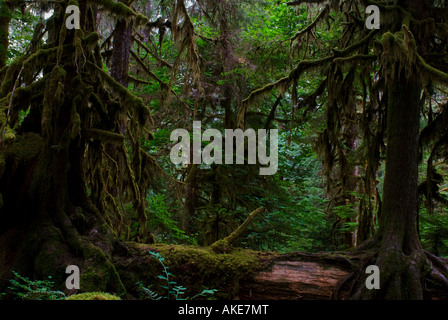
<box><xmin>1</xmin><ymin>0</ymin><xmax>448</xmax><ymax>305</ymax></box>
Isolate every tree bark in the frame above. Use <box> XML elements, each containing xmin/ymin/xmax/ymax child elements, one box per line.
<box><xmin>0</xmin><ymin>1</ymin><xmax>11</xmax><ymax>69</ymax></box>
<box><xmin>351</xmin><ymin>70</ymin><xmax>427</xmax><ymax>299</ymax></box>
<box><xmin>110</xmin><ymin>0</ymin><xmax>134</xmax><ymax>88</ymax></box>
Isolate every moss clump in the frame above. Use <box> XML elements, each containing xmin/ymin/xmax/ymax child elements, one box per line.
<box><xmin>116</xmin><ymin>243</ymin><xmax>268</xmax><ymax>299</ymax></box>
<box><xmin>66</xmin><ymin>292</ymin><xmax>121</xmax><ymax>300</ymax></box>
<box><xmin>210</xmin><ymin>239</ymin><xmax>231</xmax><ymax>254</ymax></box>
<box><xmin>3</xmin><ymin>132</ymin><xmax>44</xmax><ymax>162</ymax></box>
<box><xmin>91</xmin><ymin>0</ymin><xmax>149</xmax><ymax>26</ymax></box>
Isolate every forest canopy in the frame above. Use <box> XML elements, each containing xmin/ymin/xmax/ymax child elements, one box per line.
<box><xmin>0</xmin><ymin>0</ymin><xmax>448</xmax><ymax>301</ymax></box>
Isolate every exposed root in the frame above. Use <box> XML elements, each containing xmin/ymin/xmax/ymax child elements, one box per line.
<box><xmin>328</xmin><ymin>241</ymin><xmax>448</xmax><ymax>300</ymax></box>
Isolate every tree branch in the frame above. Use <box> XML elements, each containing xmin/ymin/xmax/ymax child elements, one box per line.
<box><xmin>132</xmin><ymin>35</ymin><xmax>173</xmax><ymax>69</ymax></box>
<box><xmin>287</xmin><ymin>0</ymin><xmax>328</xmax><ymax>6</ymax></box>
<box><xmin>290</xmin><ymin>4</ymin><xmax>329</xmax><ymax>43</ymax></box>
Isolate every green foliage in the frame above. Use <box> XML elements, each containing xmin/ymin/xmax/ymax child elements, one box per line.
<box><xmin>136</xmin><ymin>251</ymin><xmax>217</xmax><ymax>300</ymax></box>
<box><xmin>7</xmin><ymin>8</ymin><xmax>40</xmax><ymax>63</ymax></box>
<box><xmin>239</xmin><ymin>130</ymin><xmax>333</xmax><ymax>253</ymax></box>
<box><xmin>3</xmin><ymin>271</ymin><xmax>65</xmax><ymax>300</ymax></box>
<box><xmin>420</xmin><ymin>210</ymin><xmax>448</xmax><ymax>258</ymax></box>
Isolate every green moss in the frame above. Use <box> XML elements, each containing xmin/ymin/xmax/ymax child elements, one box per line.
<box><xmin>82</xmin><ymin>32</ymin><xmax>100</xmax><ymax>51</ymax></box>
<box><xmin>80</xmin><ymin>271</ymin><xmax>107</xmax><ymax>293</ymax></box>
<box><xmin>66</xmin><ymin>292</ymin><xmax>121</xmax><ymax>300</ymax></box>
<box><xmin>87</xmin><ymin>128</ymin><xmax>124</xmax><ymax>146</ymax></box>
<box><xmin>210</xmin><ymin>239</ymin><xmax>231</xmax><ymax>254</ymax></box>
<box><xmin>89</xmin><ymin>61</ymin><xmax>151</xmax><ymax>126</ymax></box>
<box><xmin>117</xmin><ymin>243</ymin><xmax>266</xmax><ymax>299</ymax></box>
<box><xmin>211</xmin><ymin>207</ymin><xmax>264</xmax><ymax>253</ymax></box>
<box><xmin>71</xmin><ymin>112</ymin><xmax>81</xmax><ymax>139</ymax></box>
<box><xmin>78</xmin><ymin>243</ymin><xmax>126</xmax><ymax>297</ymax></box>
<box><xmin>0</xmin><ymin>96</ymin><xmax>14</xmax><ymax>141</ymax></box>
<box><xmin>41</xmin><ymin>65</ymin><xmax>66</xmax><ymax>137</ymax></box>
<box><xmin>1</xmin><ymin>59</ymin><xmax>24</xmax><ymax>95</ymax></box>
<box><xmin>91</xmin><ymin>0</ymin><xmax>149</xmax><ymax>26</ymax></box>
<box><xmin>3</xmin><ymin>132</ymin><xmax>44</xmax><ymax>162</ymax></box>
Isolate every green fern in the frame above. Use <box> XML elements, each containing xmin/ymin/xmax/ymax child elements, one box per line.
<box><xmin>137</xmin><ymin>251</ymin><xmax>217</xmax><ymax>300</ymax></box>
<box><xmin>6</xmin><ymin>271</ymin><xmax>65</xmax><ymax>300</ymax></box>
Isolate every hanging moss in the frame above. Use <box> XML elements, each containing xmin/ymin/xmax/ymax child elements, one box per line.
<box><xmin>82</xmin><ymin>32</ymin><xmax>100</xmax><ymax>50</ymax></box>
<box><xmin>89</xmin><ymin>91</ymin><xmax>107</xmax><ymax>116</ymax></box>
<box><xmin>22</xmin><ymin>48</ymin><xmax>57</xmax><ymax>74</ymax></box>
<box><xmin>89</xmin><ymin>61</ymin><xmax>152</xmax><ymax>127</ymax></box>
<box><xmin>1</xmin><ymin>59</ymin><xmax>22</xmax><ymax>95</ymax></box>
<box><xmin>41</xmin><ymin>65</ymin><xmax>66</xmax><ymax>138</ymax></box>
<box><xmin>87</xmin><ymin>128</ymin><xmax>124</xmax><ymax>146</ymax></box>
<box><xmin>0</xmin><ymin>96</ymin><xmax>14</xmax><ymax>141</ymax></box>
<box><xmin>71</xmin><ymin>112</ymin><xmax>81</xmax><ymax>139</ymax></box>
<box><xmin>3</xmin><ymin>132</ymin><xmax>44</xmax><ymax>162</ymax></box>
<box><xmin>91</xmin><ymin>0</ymin><xmax>148</xmax><ymax>26</ymax></box>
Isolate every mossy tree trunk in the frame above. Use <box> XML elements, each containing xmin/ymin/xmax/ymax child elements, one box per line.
<box><xmin>0</xmin><ymin>2</ymin><xmax>10</xmax><ymax>70</ymax></box>
<box><xmin>351</xmin><ymin>71</ymin><xmax>426</xmax><ymax>299</ymax></box>
<box><xmin>0</xmin><ymin>0</ymin><xmax>153</xmax><ymax>296</ymax></box>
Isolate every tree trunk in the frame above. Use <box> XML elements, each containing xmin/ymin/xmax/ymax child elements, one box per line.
<box><xmin>0</xmin><ymin>1</ymin><xmax>11</xmax><ymax>69</ymax></box>
<box><xmin>351</xmin><ymin>71</ymin><xmax>427</xmax><ymax>299</ymax></box>
<box><xmin>0</xmin><ymin>0</ymin><xmax>128</xmax><ymax>295</ymax></box>
<box><xmin>110</xmin><ymin>1</ymin><xmax>133</xmax><ymax>89</ymax></box>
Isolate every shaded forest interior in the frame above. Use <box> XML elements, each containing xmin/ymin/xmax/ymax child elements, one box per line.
<box><xmin>1</xmin><ymin>0</ymin><xmax>448</xmax><ymax>300</ymax></box>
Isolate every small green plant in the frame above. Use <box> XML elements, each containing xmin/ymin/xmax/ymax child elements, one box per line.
<box><xmin>137</xmin><ymin>251</ymin><xmax>217</xmax><ymax>300</ymax></box>
<box><xmin>6</xmin><ymin>271</ymin><xmax>65</xmax><ymax>300</ymax></box>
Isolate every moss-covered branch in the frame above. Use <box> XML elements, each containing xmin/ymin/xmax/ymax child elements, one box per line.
<box><xmin>290</xmin><ymin>4</ymin><xmax>329</xmax><ymax>44</ymax></box>
<box><xmin>91</xmin><ymin>0</ymin><xmax>148</xmax><ymax>26</ymax></box>
<box><xmin>132</xmin><ymin>35</ymin><xmax>173</xmax><ymax>69</ymax></box>
<box><xmin>130</xmin><ymin>50</ymin><xmax>191</xmax><ymax>111</ymax></box>
<box><xmin>211</xmin><ymin>207</ymin><xmax>265</xmax><ymax>253</ymax></box>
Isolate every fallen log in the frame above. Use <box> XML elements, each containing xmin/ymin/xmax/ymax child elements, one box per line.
<box><xmin>239</xmin><ymin>260</ymin><xmax>349</xmax><ymax>300</ymax></box>
<box><xmin>113</xmin><ymin>243</ymin><xmax>351</xmax><ymax>300</ymax></box>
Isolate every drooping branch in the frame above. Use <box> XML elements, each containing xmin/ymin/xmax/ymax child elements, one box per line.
<box><xmin>419</xmin><ymin>102</ymin><xmax>448</xmax><ymax>150</ymax></box>
<box><xmin>91</xmin><ymin>0</ymin><xmax>148</xmax><ymax>26</ymax></box>
<box><xmin>333</xmin><ymin>54</ymin><xmax>377</xmax><ymax>64</ymax></box>
<box><xmin>238</xmin><ymin>56</ymin><xmax>332</xmax><ymax>128</ymax></box>
<box><xmin>132</xmin><ymin>35</ymin><xmax>173</xmax><ymax>69</ymax></box>
<box><xmin>171</xmin><ymin>0</ymin><xmax>203</xmax><ymax>94</ymax></box>
<box><xmin>0</xmin><ymin>66</ymin><xmax>23</xmax><ymax>146</ymax></box>
<box><xmin>130</xmin><ymin>50</ymin><xmax>192</xmax><ymax>111</ymax></box>
<box><xmin>290</xmin><ymin>4</ymin><xmax>330</xmax><ymax>44</ymax></box>
<box><xmin>264</xmin><ymin>96</ymin><xmax>282</xmax><ymax>130</ymax></box>
<box><xmin>287</xmin><ymin>0</ymin><xmax>328</xmax><ymax>6</ymax></box>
